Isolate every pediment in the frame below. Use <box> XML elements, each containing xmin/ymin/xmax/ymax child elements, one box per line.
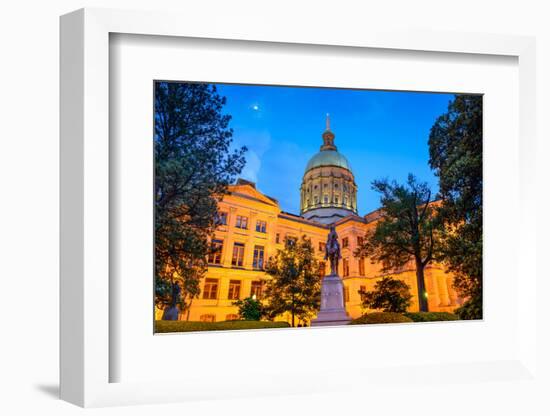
<box><xmin>228</xmin><ymin>184</ymin><xmax>279</xmax><ymax>207</ymax></box>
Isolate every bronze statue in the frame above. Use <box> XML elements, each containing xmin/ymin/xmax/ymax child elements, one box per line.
<box><xmin>324</xmin><ymin>226</ymin><xmax>342</xmax><ymax>276</ymax></box>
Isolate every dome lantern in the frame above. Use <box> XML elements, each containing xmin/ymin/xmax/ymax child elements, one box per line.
<box><xmin>320</xmin><ymin>113</ymin><xmax>337</xmax><ymax>151</ymax></box>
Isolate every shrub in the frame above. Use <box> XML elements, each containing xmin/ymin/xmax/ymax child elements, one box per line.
<box><xmin>403</xmin><ymin>312</ymin><xmax>459</xmax><ymax>322</ymax></box>
<box><xmin>454</xmin><ymin>293</ymin><xmax>482</xmax><ymax>320</ymax></box>
<box><xmin>155</xmin><ymin>320</ymin><xmax>290</xmax><ymax>333</ymax></box>
<box><xmin>349</xmin><ymin>312</ymin><xmax>413</xmax><ymax>325</ymax></box>
<box><xmin>359</xmin><ymin>277</ymin><xmax>412</xmax><ymax>313</ymax></box>
<box><xmin>233</xmin><ymin>296</ymin><xmax>264</xmax><ymax>320</ymax></box>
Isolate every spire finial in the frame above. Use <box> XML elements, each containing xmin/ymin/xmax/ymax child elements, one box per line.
<box><xmin>320</xmin><ymin>113</ymin><xmax>336</xmax><ymax>151</ymax></box>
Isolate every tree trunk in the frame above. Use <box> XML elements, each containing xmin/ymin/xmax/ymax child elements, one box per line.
<box><xmin>415</xmin><ymin>259</ymin><xmax>429</xmax><ymax>312</ymax></box>
<box><xmin>291</xmin><ymin>293</ymin><xmax>295</xmax><ymax>327</ymax></box>
<box><xmin>186</xmin><ymin>298</ymin><xmax>193</xmax><ymax>321</ymax></box>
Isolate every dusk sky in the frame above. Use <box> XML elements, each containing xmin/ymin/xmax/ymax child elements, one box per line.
<box><xmin>216</xmin><ymin>83</ymin><xmax>455</xmax><ymax>215</ymax></box>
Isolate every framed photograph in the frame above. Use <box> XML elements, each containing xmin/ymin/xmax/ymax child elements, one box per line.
<box><xmin>60</xmin><ymin>7</ymin><xmax>538</xmax><ymax>408</ymax></box>
<box><xmin>151</xmin><ymin>80</ymin><xmax>478</xmax><ymax>334</ymax></box>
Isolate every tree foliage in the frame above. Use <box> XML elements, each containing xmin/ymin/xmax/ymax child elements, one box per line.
<box><xmin>429</xmin><ymin>95</ymin><xmax>482</xmax><ymax>319</ymax></box>
<box><xmin>355</xmin><ymin>175</ymin><xmax>440</xmax><ymax>312</ymax></box>
<box><xmin>154</xmin><ymin>81</ymin><xmax>247</xmax><ymax>313</ymax></box>
<box><xmin>263</xmin><ymin>236</ymin><xmax>321</xmax><ymax>327</ymax></box>
<box><xmin>233</xmin><ymin>297</ymin><xmax>265</xmax><ymax>321</ymax></box>
<box><xmin>360</xmin><ymin>276</ymin><xmax>413</xmax><ymax>313</ymax></box>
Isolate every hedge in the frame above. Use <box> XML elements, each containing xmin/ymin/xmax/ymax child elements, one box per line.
<box><xmin>155</xmin><ymin>320</ymin><xmax>291</xmax><ymax>333</ymax></box>
<box><xmin>349</xmin><ymin>312</ymin><xmax>413</xmax><ymax>325</ymax></box>
<box><xmin>403</xmin><ymin>312</ymin><xmax>459</xmax><ymax>322</ymax></box>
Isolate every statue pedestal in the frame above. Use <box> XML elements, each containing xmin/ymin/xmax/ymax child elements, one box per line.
<box><xmin>311</xmin><ymin>273</ymin><xmax>351</xmax><ymax>327</ymax></box>
<box><xmin>162</xmin><ymin>305</ymin><xmax>179</xmax><ymax>321</ymax></box>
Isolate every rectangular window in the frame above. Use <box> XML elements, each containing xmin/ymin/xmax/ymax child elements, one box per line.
<box><xmin>343</xmin><ymin>258</ymin><xmax>349</xmax><ymax>277</ymax></box>
<box><xmin>250</xmin><ymin>280</ymin><xmax>263</xmax><ymax>299</ymax></box>
<box><xmin>207</xmin><ymin>239</ymin><xmax>223</xmax><ymax>264</ymax></box>
<box><xmin>358</xmin><ymin>257</ymin><xmax>365</xmax><ymax>276</ymax></box>
<box><xmin>227</xmin><ymin>280</ymin><xmax>241</xmax><ymax>300</ymax></box>
<box><xmin>217</xmin><ymin>211</ymin><xmax>228</xmax><ymax>225</ymax></box>
<box><xmin>344</xmin><ymin>286</ymin><xmax>350</xmax><ymax>303</ymax></box>
<box><xmin>225</xmin><ymin>314</ymin><xmax>239</xmax><ymax>321</ymax></box>
<box><xmin>202</xmin><ymin>278</ymin><xmax>219</xmax><ymax>300</ymax></box>
<box><xmin>319</xmin><ymin>242</ymin><xmax>326</xmax><ymax>252</ymax></box>
<box><xmin>200</xmin><ymin>314</ymin><xmax>216</xmax><ymax>322</ymax></box>
<box><xmin>318</xmin><ymin>261</ymin><xmax>326</xmax><ymax>278</ymax></box>
<box><xmin>255</xmin><ymin>220</ymin><xmax>267</xmax><ymax>233</ymax></box>
<box><xmin>253</xmin><ymin>245</ymin><xmax>265</xmax><ymax>269</ymax></box>
<box><xmin>286</xmin><ymin>236</ymin><xmax>297</xmax><ymax>246</ymax></box>
<box><xmin>275</xmin><ymin>233</ymin><xmax>280</xmax><ymax>244</ymax></box>
<box><xmin>357</xmin><ymin>236</ymin><xmax>364</xmax><ymax>246</ymax></box>
<box><xmin>235</xmin><ymin>215</ymin><xmax>248</xmax><ymax>229</ymax></box>
<box><xmin>232</xmin><ymin>242</ymin><xmax>245</xmax><ymax>267</ymax></box>
<box><xmin>342</xmin><ymin>237</ymin><xmax>349</xmax><ymax>248</ymax></box>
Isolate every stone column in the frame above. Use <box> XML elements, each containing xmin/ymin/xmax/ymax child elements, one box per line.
<box><xmin>447</xmin><ymin>276</ymin><xmax>459</xmax><ymax>306</ymax></box>
<box><xmin>218</xmin><ymin>277</ymin><xmax>230</xmax><ymax>304</ymax></box>
<box><xmin>426</xmin><ymin>271</ymin><xmax>440</xmax><ymax>311</ymax></box>
<box><xmin>240</xmin><ymin>279</ymin><xmax>252</xmax><ymax>300</ymax></box>
<box><xmin>243</xmin><ymin>211</ymin><xmax>257</xmax><ymax>269</ymax></box>
<box><xmin>437</xmin><ymin>274</ymin><xmax>451</xmax><ymax>306</ymax></box>
<box><xmin>222</xmin><ymin>207</ymin><xmax>237</xmax><ymax>268</ymax></box>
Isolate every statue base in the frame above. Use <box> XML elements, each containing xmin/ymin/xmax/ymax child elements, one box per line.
<box><xmin>162</xmin><ymin>305</ymin><xmax>180</xmax><ymax>321</ymax></box>
<box><xmin>311</xmin><ymin>273</ymin><xmax>351</xmax><ymax>327</ymax></box>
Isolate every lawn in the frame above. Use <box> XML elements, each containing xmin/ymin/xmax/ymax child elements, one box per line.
<box><xmin>155</xmin><ymin>320</ymin><xmax>291</xmax><ymax>333</ymax></box>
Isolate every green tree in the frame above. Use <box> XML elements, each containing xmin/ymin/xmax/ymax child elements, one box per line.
<box><xmin>233</xmin><ymin>296</ymin><xmax>264</xmax><ymax>321</ymax></box>
<box><xmin>355</xmin><ymin>175</ymin><xmax>440</xmax><ymax>312</ymax></box>
<box><xmin>429</xmin><ymin>95</ymin><xmax>482</xmax><ymax>320</ymax></box>
<box><xmin>360</xmin><ymin>276</ymin><xmax>413</xmax><ymax>313</ymax></box>
<box><xmin>155</xmin><ymin>81</ymin><xmax>247</xmax><ymax>317</ymax></box>
<box><xmin>264</xmin><ymin>236</ymin><xmax>321</xmax><ymax>327</ymax></box>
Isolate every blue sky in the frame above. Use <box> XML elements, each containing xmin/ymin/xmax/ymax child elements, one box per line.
<box><xmin>216</xmin><ymin>83</ymin><xmax>454</xmax><ymax>215</ymax></box>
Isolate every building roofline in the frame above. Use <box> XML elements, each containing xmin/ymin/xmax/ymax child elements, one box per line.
<box><xmin>228</xmin><ymin>191</ymin><xmax>278</xmax><ymax>207</ymax></box>
<box><xmin>332</xmin><ymin>214</ymin><xmax>368</xmax><ymax>226</ymax></box>
<box><xmin>278</xmin><ymin>211</ymin><xmax>329</xmax><ymax>229</ymax></box>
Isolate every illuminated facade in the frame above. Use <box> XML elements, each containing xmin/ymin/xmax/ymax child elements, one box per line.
<box><xmin>166</xmin><ymin>117</ymin><xmax>463</xmax><ymax>324</ymax></box>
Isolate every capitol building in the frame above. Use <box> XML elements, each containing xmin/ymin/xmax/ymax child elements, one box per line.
<box><xmin>173</xmin><ymin>117</ymin><xmax>463</xmax><ymax>324</ymax></box>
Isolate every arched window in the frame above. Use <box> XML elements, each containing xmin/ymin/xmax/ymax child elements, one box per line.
<box><xmin>314</xmin><ymin>196</ymin><xmax>319</xmax><ymax>204</ymax></box>
<box><xmin>334</xmin><ymin>196</ymin><xmax>339</xmax><ymax>204</ymax></box>
<box><xmin>343</xmin><ymin>196</ymin><xmax>348</xmax><ymax>206</ymax></box>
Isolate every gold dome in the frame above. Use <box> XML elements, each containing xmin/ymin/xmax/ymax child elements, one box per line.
<box><xmin>305</xmin><ymin>150</ymin><xmax>352</xmax><ymax>172</ymax></box>
<box><xmin>300</xmin><ymin>115</ymin><xmax>358</xmax><ymax>224</ymax></box>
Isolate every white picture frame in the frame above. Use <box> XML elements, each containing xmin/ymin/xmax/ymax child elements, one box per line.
<box><xmin>60</xmin><ymin>7</ymin><xmax>538</xmax><ymax>408</ymax></box>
